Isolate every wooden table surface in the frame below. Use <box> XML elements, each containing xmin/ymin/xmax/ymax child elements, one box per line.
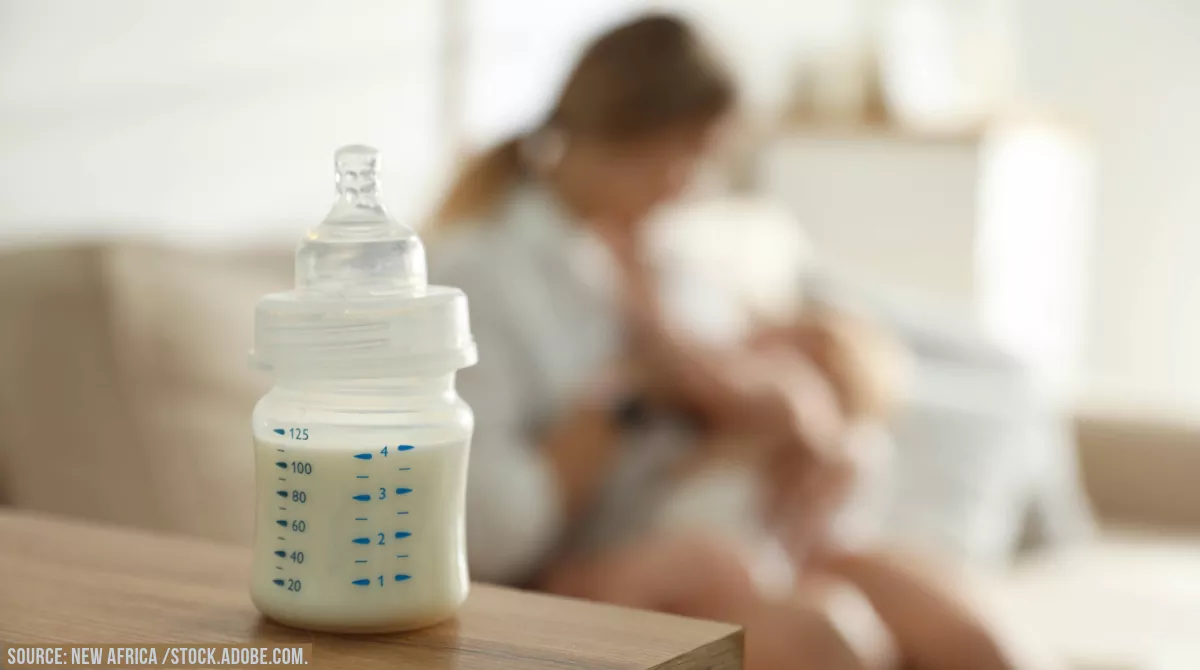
<box><xmin>0</xmin><ymin>510</ymin><xmax>742</xmax><ymax>669</ymax></box>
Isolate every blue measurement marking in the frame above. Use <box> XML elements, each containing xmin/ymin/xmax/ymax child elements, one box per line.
<box><xmin>397</xmin><ymin>511</ymin><xmax>409</xmax><ymax>515</ymax></box>
<box><xmin>277</xmin><ymin>449</ymin><xmax>284</xmax><ymax>453</ymax></box>
<box><xmin>355</xmin><ymin>517</ymin><xmax>368</xmax><ymax>521</ymax></box>
<box><xmin>394</xmin><ymin>488</ymin><xmax>412</xmax><ymax>495</ymax></box>
<box><xmin>276</xmin><ymin>490</ymin><xmax>288</xmax><ymax>497</ymax></box>
<box><xmin>397</xmin><ymin>445</ymin><xmax>414</xmax><ymax>451</ymax></box>
<box><xmin>351</xmin><ymin>537</ymin><xmax>370</xmax><ymax>545</ymax></box>
<box><xmin>275</xmin><ymin>461</ymin><xmax>287</xmax><ymax>469</ymax></box>
<box><xmin>353</xmin><ymin>453</ymin><xmax>372</xmax><ymax>461</ymax></box>
<box><xmin>397</xmin><ymin>467</ymin><xmax>411</xmax><ymax>471</ymax></box>
<box><xmin>351</xmin><ymin>579</ymin><xmax>370</xmax><ymax>586</ymax></box>
<box><xmin>395</xmin><ymin>554</ymin><xmax>408</xmax><ymax>558</ymax></box>
<box><xmin>355</xmin><ymin>559</ymin><xmax>368</xmax><ymax>564</ymax></box>
<box><xmin>276</xmin><ymin>566</ymin><xmax>283</xmax><ymax>571</ymax></box>
<box><xmin>274</xmin><ymin>550</ymin><xmax>286</xmax><ymax>558</ymax></box>
<box><xmin>277</xmin><ymin>536</ymin><xmax>285</xmax><ymax>541</ymax></box>
<box><xmin>394</xmin><ymin>574</ymin><xmax>411</xmax><ymax>582</ymax></box>
<box><xmin>273</xmin><ymin>579</ymin><xmax>285</xmax><ymax>587</ymax></box>
<box><xmin>276</xmin><ymin>520</ymin><xmax>287</xmax><ymax>527</ymax></box>
<box><xmin>273</xmin><ymin>428</ymin><xmax>286</xmax><ymax>436</ymax></box>
<box><xmin>394</xmin><ymin>532</ymin><xmax>411</xmax><ymax>540</ymax></box>
<box><xmin>351</xmin><ymin>494</ymin><xmax>371</xmax><ymax>502</ymax></box>
<box><xmin>356</xmin><ymin>475</ymin><xmax>368</xmax><ymax>479</ymax></box>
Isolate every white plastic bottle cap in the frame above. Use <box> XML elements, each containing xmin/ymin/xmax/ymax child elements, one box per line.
<box><xmin>252</xmin><ymin>145</ymin><xmax>477</xmax><ymax>379</ymax></box>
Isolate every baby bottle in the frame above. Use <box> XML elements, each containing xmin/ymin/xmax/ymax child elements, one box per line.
<box><xmin>249</xmin><ymin>145</ymin><xmax>476</xmax><ymax>633</ymax></box>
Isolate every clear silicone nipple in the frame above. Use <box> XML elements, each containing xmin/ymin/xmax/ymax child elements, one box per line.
<box><xmin>294</xmin><ymin>145</ymin><xmax>427</xmax><ymax>296</ymax></box>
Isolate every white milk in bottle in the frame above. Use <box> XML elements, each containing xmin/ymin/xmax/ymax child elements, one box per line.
<box><xmin>249</xmin><ymin>145</ymin><xmax>476</xmax><ymax>632</ymax></box>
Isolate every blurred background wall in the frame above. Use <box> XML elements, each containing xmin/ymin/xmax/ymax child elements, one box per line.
<box><xmin>1017</xmin><ymin>0</ymin><xmax>1200</xmax><ymax>419</ymax></box>
<box><xmin>1</xmin><ymin>0</ymin><xmax>1198</xmax><ymax>417</ymax></box>
<box><xmin>0</xmin><ymin>0</ymin><xmax>448</xmax><ymax>244</ymax></box>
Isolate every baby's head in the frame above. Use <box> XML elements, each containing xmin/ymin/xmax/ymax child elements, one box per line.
<box><xmin>753</xmin><ymin>306</ymin><xmax>908</xmax><ymax>422</ymax></box>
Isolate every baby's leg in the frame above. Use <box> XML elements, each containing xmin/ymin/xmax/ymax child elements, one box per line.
<box><xmin>771</xmin><ymin>423</ymin><xmax>893</xmax><ymax>567</ymax></box>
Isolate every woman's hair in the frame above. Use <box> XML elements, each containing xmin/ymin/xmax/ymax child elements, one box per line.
<box><xmin>431</xmin><ymin>13</ymin><xmax>735</xmax><ymax>227</ymax></box>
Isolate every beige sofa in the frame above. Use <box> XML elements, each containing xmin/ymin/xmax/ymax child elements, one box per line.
<box><xmin>0</xmin><ymin>243</ymin><xmax>287</xmax><ymax>543</ymax></box>
<box><xmin>1</xmin><ymin>241</ymin><xmax>1198</xmax><ymax>668</ymax></box>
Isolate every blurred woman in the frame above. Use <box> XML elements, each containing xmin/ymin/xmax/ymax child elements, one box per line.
<box><xmin>428</xmin><ymin>14</ymin><xmax>1037</xmax><ymax>670</ymax></box>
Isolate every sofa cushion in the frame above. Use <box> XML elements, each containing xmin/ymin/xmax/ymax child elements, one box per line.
<box><xmin>1076</xmin><ymin>413</ymin><xmax>1200</xmax><ymax>532</ymax></box>
<box><xmin>102</xmin><ymin>243</ymin><xmax>290</xmax><ymax>544</ymax></box>
<box><xmin>0</xmin><ymin>245</ymin><xmax>160</xmax><ymax>530</ymax></box>
<box><xmin>0</xmin><ymin>242</ymin><xmax>293</xmax><ymax>544</ymax></box>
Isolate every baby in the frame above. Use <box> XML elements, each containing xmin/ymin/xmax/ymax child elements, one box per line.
<box><xmin>544</xmin><ymin>303</ymin><xmax>906</xmax><ymax>603</ymax></box>
<box><xmin>649</xmin><ymin>307</ymin><xmax>901</xmax><ymax>599</ymax></box>
<box><xmin>541</xmin><ymin>305</ymin><xmax>907</xmax><ymax>669</ymax></box>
